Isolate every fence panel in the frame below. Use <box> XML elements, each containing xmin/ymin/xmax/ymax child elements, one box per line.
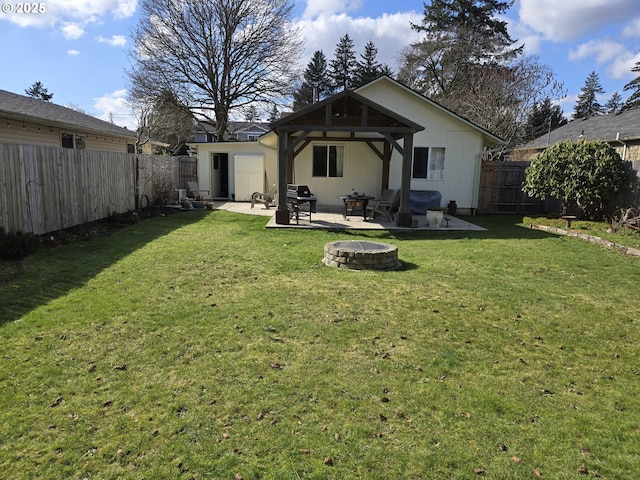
<box><xmin>478</xmin><ymin>161</ymin><xmax>546</xmax><ymax>214</ymax></box>
<box><xmin>0</xmin><ymin>143</ymin><xmax>185</xmax><ymax>235</ymax></box>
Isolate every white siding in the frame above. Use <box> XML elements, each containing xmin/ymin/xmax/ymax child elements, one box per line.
<box><xmin>358</xmin><ymin>80</ymin><xmax>487</xmax><ymax>210</ymax></box>
<box><xmin>195</xmin><ymin>142</ymin><xmax>277</xmax><ymax>199</ymax></box>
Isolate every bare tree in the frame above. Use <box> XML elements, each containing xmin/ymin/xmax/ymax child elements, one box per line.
<box><xmin>397</xmin><ymin>0</ymin><xmax>564</xmax><ymax>149</ymax></box>
<box><xmin>128</xmin><ymin>0</ymin><xmax>301</xmax><ymax>141</ymax></box>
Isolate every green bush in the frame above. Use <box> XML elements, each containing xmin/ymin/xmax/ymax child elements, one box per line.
<box><xmin>522</xmin><ymin>139</ymin><xmax>636</xmax><ymax>220</ymax></box>
<box><xmin>0</xmin><ymin>229</ymin><xmax>41</xmax><ymax>259</ymax></box>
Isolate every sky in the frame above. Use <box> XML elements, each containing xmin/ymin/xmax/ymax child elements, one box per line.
<box><xmin>1</xmin><ymin>0</ymin><xmax>640</xmax><ymax>130</ymax></box>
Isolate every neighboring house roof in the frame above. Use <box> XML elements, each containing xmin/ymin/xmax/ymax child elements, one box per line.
<box><xmin>518</xmin><ymin>108</ymin><xmax>640</xmax><ymax>151</ymax></box>
<box><xmin>357</xmin><ymin>76</ymin><xmax>506</xmax><ymax>146</ymax></box>
<box><xmin>194</xmin><ymin>120</ymin><xmax>270</xmax><ymax>140</ymax></box>
<box><xmin>0</xmin><ymin>89</ymin><xmax>135</xmax><ymax>139</ymax></box>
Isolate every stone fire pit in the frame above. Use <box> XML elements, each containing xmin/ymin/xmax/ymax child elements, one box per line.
<box><xmin>323</xmin><ymin>240</ymin><xmax>400</xmax><ymax>270</ymax></box>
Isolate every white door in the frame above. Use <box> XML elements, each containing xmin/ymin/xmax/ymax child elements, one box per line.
<box><xmin>234</xmin><ymin>155</ymin><xmax>264</xmax><ymax>201</ymax></box>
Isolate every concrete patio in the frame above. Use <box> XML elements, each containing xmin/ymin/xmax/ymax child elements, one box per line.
<box><xmin>214</xmin><ymin>201</ymin><xmax>486</xmax><ymax>231</ymax></box>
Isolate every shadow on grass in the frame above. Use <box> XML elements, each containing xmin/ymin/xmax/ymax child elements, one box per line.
<box><xmin>337</xmin><ymin>215</ymin><xmax>556</xmax><ymax>241</ymax></box>
<box><xmin>0</xmin><ymin>210</ymin><xmax>210</xmax><ymax>326</ymax></box>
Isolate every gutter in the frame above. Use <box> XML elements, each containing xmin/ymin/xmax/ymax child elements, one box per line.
<box><xmin>615</xmin><ymin>132</ymin><xmax>627</xmax><ymax>160</ymax></box>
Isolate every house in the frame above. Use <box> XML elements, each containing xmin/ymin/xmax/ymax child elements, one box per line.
<box><xmin>513</xmin><ymin>108</ymin><xmax>640</xmax><ymax>162</ymax></box>
<box><xmin>194</xmin><ymin>120</ymin><xmax>271</xmax><ymax>143</ymax></box>
<box><xmin>189</xmin><ymin>76</ymin><xmax>505</xmax><ymax>224</ymax></box>
<box><xmin>0</xmin><ymin>89</ymin><xmax>136</xmax><ymax>153</ymax></box>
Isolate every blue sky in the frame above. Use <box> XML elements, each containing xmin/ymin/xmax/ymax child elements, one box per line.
<box><xmin>1</xmin><ymin>0</ymin><xmax>639</xmax><ymax>130</ymax></box>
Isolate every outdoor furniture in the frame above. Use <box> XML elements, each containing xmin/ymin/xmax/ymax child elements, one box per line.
<box><xmin>187</xmin><ymin>181</ymin><xmax>212</xmax><ymax>201</ymax></box>
<box><xmin>251</xmin><ymin>184</ymin><xmax>277</xmax><ymax>209</ymax></box>
<box><xmin>366</xmin><ymin>189</ymin><xmax>398</xmax><ymax>221</ymax></box>
<box><xmin>561</xmin><ymin>215</ymin><xmax>578</xmax><ymax>229</ymax></box>
<box><xmin>338</xmin><ymin>194</ymin><xmax>375</xmax><ymax>221</ymax></box>
<box><xmin>287</xmin><ymin>184</ymin><xmax>317</xmax><ymax>224</ymax></box>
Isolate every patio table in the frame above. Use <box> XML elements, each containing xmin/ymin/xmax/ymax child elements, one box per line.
<box><xmin>338</xmin><ymin>195</ymin><xmax>374</xmax><ymax>221</ymax></box>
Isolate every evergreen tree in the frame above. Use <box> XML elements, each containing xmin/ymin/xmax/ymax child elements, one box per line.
<box><xmin>329</xmin><ymin>33</ymin><xmax>357</xmax><ymax>92</ymax></box>
<box><xmin>524</xmin><ymin>97</ymin><xmax>567</xmax><ymax>141</ymax></box>
<box><xmin>292</xmin><ymin>50</ymin><xmax>332</xmax><ymax>110</ymax></box>
<box><xmin>573</xmin><ymin>71</ymin><xmax>605</xmax><ymax>119</ymax></box>
<box><xmin>622</xmin><ymin>57</ymin><xmax>640</xmax><ymax>111</ymax></box>
<box><xmin>244</xmin><ymin>105</ymin><xmax>259</xmax><ymax>122</ymax></box>
<box><xmin>268</xmin><ymin>104</ymin><xmax>280</xmax><ymax>122</ymax></box>
<box><xmin>25</xmin><ymin>81</ymin><xmax>53</xmax><ymax>101</ymax></box>
<box><xmin>396</xmin><ymin>0</ymin><xmax>562</xmax><ymax>148</ymax></box>
<box><xmin>604</xmin><ymin>91</ymin><xmax>623</xmax><ymax>114</ymax></box>
<box><xmin>353</xmin><ymin>41</ymin><xmax>392</xmax><ymax>88</ymax></box>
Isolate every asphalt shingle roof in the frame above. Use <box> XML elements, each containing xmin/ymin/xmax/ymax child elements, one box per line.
<box><xmin>522</xmin><ymin>108</ymin><xmax>640</xmax><ymax>150</ymax></box>
<box><xmin>0</xmin><ymin>89</ymin><xmax>135</xmax><ymax>139</ymax></box>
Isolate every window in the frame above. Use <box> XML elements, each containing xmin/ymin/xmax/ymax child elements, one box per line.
<box><xmin>61</xmin><ymin>133</ymin><xmax>74</xmax><ymax>148</ymax></box>
<box><xmin>312</xmin><ymin>145</ymin><xmax>344</xmax><ymax>177</ymax></box>
<box><xmin>412</xmin><ymin>146</ymin><xmax>445</xmax><ymax>180</ymax></box>
<box><xmin>61</xmin><ymin>133</ymin><xmax>86</xmax><ymax>149</ymax></box>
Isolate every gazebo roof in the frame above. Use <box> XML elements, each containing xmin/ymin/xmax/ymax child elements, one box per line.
<box><xmin>269</xmin><ymin>89</ymin><xmax>424</xmax><ymax>138</ymax></box>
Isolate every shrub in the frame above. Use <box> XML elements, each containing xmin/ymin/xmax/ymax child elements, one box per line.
<box><xmin>522</xmin><ymin>140</ymin><xmax>636</xmax><ymax>220</ymax></box>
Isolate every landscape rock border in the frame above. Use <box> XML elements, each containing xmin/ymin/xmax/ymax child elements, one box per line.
<box><xmin>528</xmin><ymin>224</ymin><xmax>640</xmax><ymax>257</ymax></box>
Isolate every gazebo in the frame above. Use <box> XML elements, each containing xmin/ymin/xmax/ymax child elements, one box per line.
<box><xmin>269</xmin><ymin>90</ymin><xmax>424</xmax><ymax>226</ymax></box>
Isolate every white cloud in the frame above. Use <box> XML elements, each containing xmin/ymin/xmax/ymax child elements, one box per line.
<box><xmin>94</xmin><ymin>89</ymin><xmax>137</xmax><ymax>130</ymax></box>
<box><xmin>0</xmin><ymin>0</ymin><xmax>137</xmax><ymax>36</ymax></box>
<box><xmin>302</xmin><ymin>0</ymin><xmax>364</xmax><ymax>19</ymax></box>
<box><xmin>608</xmin><ymin>50</ymin><xmax>640</xmax><ymax>80</ymax></box>
<box><xmin>622</xmin><ymin>17</ymin><xmax>640</xmax><ymax>37</ymax></box>
<box><xmin>569</xmin><ymin>39</ymin><xmax>640</xmax><ymax>80</ymax></box>
<box><xmin>569</xmin><ymin>39</ymin><xmax>627</xmax><ymax>64</ymax></box>
<box><xmin>61</xmin><ymin>22</ymin><xmax>85</xmax><ymax>40</ymax></box>
<box><xmin>519</xmin><ymin>0</ymin><xmax>640</xmax><ymax>42</ymax></box>
<box><xmin>295</xmin><ymin>11</ymin><xmax>422</xmax><ymax>71</ymax></box>
<box><xmin>98</xmin><ymin>35</ymin><xmax>127</xmax><ymax>47</ymax></box>
<box><xmin>67</xmin><ymin>49</ymin><xmax>81</xmax><ymax>56</ymax></box>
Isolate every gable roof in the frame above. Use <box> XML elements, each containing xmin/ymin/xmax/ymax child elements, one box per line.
<box><xmin>356</xmin><ymin>76</ymin><xmax>506</xmax><ymax>146</ymax></box>
<box><xmin>0</xmin><ymin>89</ymin><xmax>135</xmax><ymax>139</ymax></box>
<box><xmin>519</xmin><ymin>108</ymin><xmax>640</xmax><ymax>150</ymax></box>
<box><xmin>269</xmin><ymin>88</ymin><xmax>425</xmax><ymax>137</ymax></box>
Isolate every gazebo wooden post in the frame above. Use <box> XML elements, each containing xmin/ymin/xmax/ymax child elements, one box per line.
<box><xmin>275</xmin><ymin>130</ymin><xmax>290</xmax><ymax>225</ymax></box>
<box><xmin>396</xmin><ymin>133</ymin><xmax>414</xmax><ymax>227</ymax></box>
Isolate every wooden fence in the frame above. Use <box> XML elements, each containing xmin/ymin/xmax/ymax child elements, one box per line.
<box><xmin>0</xmin><ymin>143</ymin><xmax>186</xmax><ymax>235</ymax></box>
<box><xmin>478</xmin><ymin>161</ymin><xmax>546</xmax><ymax>214</ymax></box>
<box><xmin>478</xmin><ymin>160</ymin><xmax>640</xmax><ymax>215</ymax></box>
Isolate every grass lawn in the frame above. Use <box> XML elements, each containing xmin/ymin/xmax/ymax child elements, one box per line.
<box><xmin>1</xmin><ymin>211</ymin><xmax>638</xmax><ymax>479</ymax></box>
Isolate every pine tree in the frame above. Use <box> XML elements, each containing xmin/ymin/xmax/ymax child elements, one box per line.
<box><xmin>353</xmin><ymin>41</ymin><xmax>391</xmax><ymax>88</ymax></box>
<box><xmin>524</xmin><ymin>97</ymin><xmax>567</xmax><ymax>141</ymax></box>
<box><xmin>292</xmin><ymin>50</ymin><xmax>332</xmax><ymax>110</ymax></box>
<box><xmin>573</xmin><ymin>71</ymin><xmax>605</xmax><ymax>119</ymax></box>
<box><xmin>622</xmin><ymin>57</ymin><xmax>640</xmax><ymax>111</ymax></box>
<box><xmin>25</xmin><ymin>81</ymin><xmax>53</xmax><ymax>101</ymax></box>
<box><xmin>415</xmin><ymin>0</ymin><xmax>521</xmax><ymax>64</ymax></box>
<box><xmin>604</xmin><ymin>91</ymin><xmax>623</xmax><ymax>114</ymax></box>
<box><xmin>244</xmin><ymin>105</ymin><xmax>258</xmax><ymax>122</ymax></box>
<box><xmin>329</xmin><ymin>33</ymin><xmax>357</xmax><ymax>92</ymax></box>
<box><xmin>396</xmin><ymin>0</ymin><xmax>561</xmax><ymax>148</ymax></box>
<box><xmin>268</xmin><ymin>104</ymin><xmax>280</xmax><ymax>122</ymax></box>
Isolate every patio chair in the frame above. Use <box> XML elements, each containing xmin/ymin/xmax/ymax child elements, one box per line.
<box><xmin>366</xmin><ymin>188</ymin><xmax>398</xmax><ymax>221</ymax></box>
<box><xmin>251</xmin><ymin>184</ymin><xmax>277</xmax><ymax>209</ymax></box>
<box><xmin>187</xmin><ymin>181</ymin><xmax>212</xmax><ymax>201</ymax></box>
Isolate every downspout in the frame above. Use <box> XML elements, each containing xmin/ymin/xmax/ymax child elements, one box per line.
<box><xmin>615</xmin><ymin>132</ymin><xmax>627</xmax><ymax>160</ymax></box>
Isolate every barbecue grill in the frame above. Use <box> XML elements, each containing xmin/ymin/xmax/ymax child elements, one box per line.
<box><xmin>287</xmin><ymin>184</ymin><xmax>317</xmax><ymax>224</ymax></box>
